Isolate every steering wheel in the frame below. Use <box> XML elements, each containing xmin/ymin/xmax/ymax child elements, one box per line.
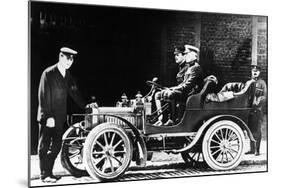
<box><xmin>146</xmin><ymin>80</ymin><xmax>165</xmax><ymax>89</ymax></box>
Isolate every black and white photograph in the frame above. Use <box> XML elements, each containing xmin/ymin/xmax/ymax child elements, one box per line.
<box><xmin>28</xmin><ymin>0</ymin><xmax>268</xmax><ymax>187</ymax></box>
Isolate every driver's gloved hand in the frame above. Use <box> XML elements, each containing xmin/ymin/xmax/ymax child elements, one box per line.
<box><xmin>161</xmin><ymin>89</ymin><xmax>174</xmax><ymax>100</ymax></box>
<box><xmin>86</xmin><ymin>102</ymin><xmax>99</xmax><ymax>108</ymax></box>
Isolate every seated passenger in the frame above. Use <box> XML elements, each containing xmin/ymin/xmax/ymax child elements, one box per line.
<box><xmin>154</xmin><ymin>44</ymin><xmax>203</xmax><ymax>126</ymax></box>
<box><xmin>205</xmin><ymin>78</ymin><xmax>255</xmax><ymax>103</ymax></box>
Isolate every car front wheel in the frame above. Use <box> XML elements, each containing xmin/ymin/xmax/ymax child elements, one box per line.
<box><xmin>83</xmin><ymin>123</ymin><xmax>132</xmax><ymax>181</ymax></box>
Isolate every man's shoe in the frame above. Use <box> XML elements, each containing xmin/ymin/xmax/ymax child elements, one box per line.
<box><xmin>41</xmin><ymin>176</ymin><xmax>57</xmax><ymax>183</ymax></box>
<box><xmin>164</xmin><ymin>119</ymin><xmax>174</xmax><ymax>126</ymax></box>
<box><xmin>245</xmin><ymin>150</ymin><xmax>255</xmax><ymax>155</ymax></box>
<box><xmin>50</xmin><ymin>175</ymin><xmax>61</xmax><ymax>180</ymax></box>
<box><xmin>255</xmin><ymin>151</ymin><xmax>260</xmax><ymax>156</ymax></box>
<box><xmin>153</xmin><ymin>120</ymin><xmax>163</xmax><ymax>126</ymax></box>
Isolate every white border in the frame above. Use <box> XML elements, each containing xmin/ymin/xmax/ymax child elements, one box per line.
<box><xmin>1</xmin><ymin>0</ymin><xmax>280</xmax><ymax>188</ymax></box>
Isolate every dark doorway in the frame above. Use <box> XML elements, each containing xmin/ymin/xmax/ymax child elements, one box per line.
<box><xmin>30</xmin><ymin>2</ymin><xmax>166</xmax><ymax>153</ymax></box>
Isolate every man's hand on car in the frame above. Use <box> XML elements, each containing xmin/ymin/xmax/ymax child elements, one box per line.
<box><xmin>46</xmin><ymin>117</ymin><xmax>55</xmax><ymax>128</ymax></box>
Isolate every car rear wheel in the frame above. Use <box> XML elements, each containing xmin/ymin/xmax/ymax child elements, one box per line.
<box><xmin>181</xmin><ymin>136</ymin><xmax>206</xmax><ymax>167</ymax></box>
<box><xmin>202</xmin><ymin>120</ymin><xmax>245</xmax><ymax>170</ymax></box>
<box><xmin>83</xmin><ymin>123</ymin><xmax>132</xmax><ymax>181</ymax></box>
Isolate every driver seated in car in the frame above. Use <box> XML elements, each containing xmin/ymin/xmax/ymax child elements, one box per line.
<box><xmin>154</xmin><ymin>44</ymin><xmax>203</xmax><ymax>126</ymax></box>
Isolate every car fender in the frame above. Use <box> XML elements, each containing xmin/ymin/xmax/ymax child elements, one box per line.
<box><xmin>199</xmin><ymin>115</ymin><xmax>255</xmax><ymax>142</ymax></box>
<box><xmin>172</xmin><ymin>114</ymin><xmax>255</xmax><ymax>153</ymax></box>
<box><xmin>62</xmin><ymin>124</ymin><xmax>77</xmax><ymax>140</ymax></box>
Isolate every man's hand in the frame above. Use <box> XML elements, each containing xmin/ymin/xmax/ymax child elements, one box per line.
<box><xmin>86</xmin><ymin>102</ymin><xmax>99</xmax><ymax>108</ymax></box>
<box><xmin>46</xmin><ymin>117</ymin><xmax>55</xmax><ymax>128</ymax></box>
<box><xmin>161</xmin><ymin>89</ymin><xmax>174</xmax><ymax>100</ymax></box>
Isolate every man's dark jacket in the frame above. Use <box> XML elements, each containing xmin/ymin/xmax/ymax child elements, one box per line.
<box><xmin>172</xmin><ymin>62</ymin><xmax>203</xmax><ymax>97</ymax></box>
<box><xmin>37</xmin><ymin>64</ymin><xmax>85</xmax><ymax>126</ymax></box>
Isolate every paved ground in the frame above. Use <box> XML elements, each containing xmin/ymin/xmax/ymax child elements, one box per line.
<box><xmin>30</xmin><ymin>139</ymin><xmax>267</xmax><ymax>187</ymax></box>
<box><xmin>30</xmin><ymin>163</ymin><xmax>267</xmax><ymax>187</ymax></box>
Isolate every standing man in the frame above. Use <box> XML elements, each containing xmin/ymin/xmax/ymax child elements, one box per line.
<box><xmin>246</xmin><ymin>65</ymin><xmax>267</xmax><ymax>156</ymax></box>
<box><xmin>154</xmin><ymin>44</ymin><xmax>203</xmax><ymax>126</ymax></box>
<box><xmin>37</xmin><ymin>47</ymin><xmax>86</xmax><ymax>183</ymax></box>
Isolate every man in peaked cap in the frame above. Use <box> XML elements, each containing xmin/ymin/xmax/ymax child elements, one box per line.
<box><xmin>246</xmin><ymin>64</ymin><xmax>267</xmax><ymax>156</ymax></box>
<box><xmin>116</xmin><ymin>93</ymin><xmax>130</xmax><ymax>107</ymax></box>
<box><xmin>154</xmin><ymin>44</ymin><xmax>203</xmax><ymax>126</ymax></box>
<box><xmin>37</xmin><ymin>47</ymin><xmax>86</xmax><ymax>183</ymax></box>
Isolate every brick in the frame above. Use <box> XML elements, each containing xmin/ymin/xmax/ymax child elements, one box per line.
<box><xmin>258</xmin><ymin>29</ymin><xmax>267</xmax><ymax>35</ymax></box>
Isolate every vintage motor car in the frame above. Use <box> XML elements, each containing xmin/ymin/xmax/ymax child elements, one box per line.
<box><xmin>60</xmin><ymin>76</ymin><xmax>256</xmax><ymax>181</ymax></box>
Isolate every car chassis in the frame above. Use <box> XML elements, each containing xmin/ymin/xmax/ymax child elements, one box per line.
<box><xmin>60</xmin><ymin>77</ymin><xmax>256</xmax><ymax>181</ymax></box>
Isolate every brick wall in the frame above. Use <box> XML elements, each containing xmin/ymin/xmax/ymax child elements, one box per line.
<box><xmin>162</xmin><ymin>13</ymin><xmax>268</xmax><ymax>89</ymax></box>
<box><xmin>200</xmin><ymin>14</ymin><xmax>253</xmax><ymax>87</ymax></box>
<box><xmin>256</xmin><ymin>17</ymin><xmax>268</xmax><ymax>83</ymax></box>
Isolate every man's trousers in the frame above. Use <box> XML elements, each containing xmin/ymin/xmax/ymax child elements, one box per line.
<box><xmin>38</xmin><ymin>123</ymin><xmax>64</xmax><ymax>179</ymax></box>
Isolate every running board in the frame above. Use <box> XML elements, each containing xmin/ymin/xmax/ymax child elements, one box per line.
<box><xmin>146</xmin><ymin>132</ymin><xmax>197</xmax><ymax>138</ymax></box>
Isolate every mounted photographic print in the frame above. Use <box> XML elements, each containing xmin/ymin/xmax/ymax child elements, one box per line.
<box><xmin>28</xmin><ymin>0</ymin><xmax>268</xmax><ymax>187</ymax></box>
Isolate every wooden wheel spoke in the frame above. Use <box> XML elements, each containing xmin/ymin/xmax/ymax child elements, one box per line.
<box><xmin>113</xmin><ymin>139</ymin><xmax>123</xmax><ymax>149</ymax></box>
<box><xmin>216</xmin><ymin>150</ymin><xmax>223</xmax><ymax>162</ymax></box>
<box><xmin>210</xmin><ymin>145</ymin><xmax>220</xmax><ymax>149</ymax></box>
<box><xmin>95</xmin><ymin>155</ymin><xmax>106</xmax><ymax>166</ymax></box>
<box><xmin>214</xmin><ymin>132</ymin><xmax>223</xmax><ymax>142</ymax></box>
<box><xmin>69</xmin><ymin>151</ymin><xmax>80</xmax><ymax>159</ymax></box>
<box><xmin>110</xmin><ymin>132</ymin><xmax>116</xmax><ymax>146</ymax></box>
<box><xmin>200</xmin><ymin>153</ymin><xmax>204</xmax><ymax>161</ymax></box>
<box><xmin>226</xmin><ymin>150</ymin><xmax>235</xmax><ymax>160</ymax></box>
<box><xmin>220</xmin><ymin>151</ymin><xmax>224</xmax><ymax>163</ymax></box>
<box><xmin>113</xmin><ymin>150</ymin><xmax>126</xmax><ymax>155</ymax></box>
<box><xmin>191</xmin><ymin>152</ymin><xmax>196</xmax><ymax>159</ymax></box>
<box><xmin>101</xmin><ymin>158</ymin><xmax>108</xmax><ymax>173</ymax></box>
<box><xmin>228</xmin><ymin>131</ymin><xmax>238</xmax><ymax>142</ymax></box>
<box><xmin>227</xmin><ymin>130</ymin><xmax>234</xmax><ymax>141</ymax></box>
<box><xmin>211</xmin><ymin>148</ymin><xmax>222</xmax><ymax>156</ymax></box>
<box><xmin>108</xmin><ymin>157</ymin><xmax>114</xmax><ymax>172</ymax></box>
<box><xmin>210</xmin><ymin>139</ymin><xmax>221</xmax><ymax>145</ymax></box>
<box><xmin>104</xmin><ymin>133</ymin><xmax>109</xmax><ymax>147</ymax></box>
<box><xmin>219</xmin><ymin>129</ymin><xmax>224</xmax><ymax>140</ymax></box>
<box><xmin>224</xmin><ymin>152</ymin><xmax>229</xmax><ymax>163</ymax></box>
<box><xmin>225</xmin><ymin>128</ymin><xmax>229</xmax><ymax>140</ymax></box>
<box><xmin>92</xmin><ymin>151</ymin><xmax>105</xmax><ymax>155</ymax></box>
<box><xmin>196</xmin><ymin>153</ymin><xmax>201</xmax><ymax>162</ymax></box>
<box><xmin>227</xmin><ymin>129</ymin><xmax>233</xmax><ymax>140</ymax></box>
<box><xmin>96</xmin><ymin>140</ymin><xmax>105</xmax><ymax>149</ymax></box>
<box><xmin>228</xmin><ymin>147</ymin><xmax>239</xmax><ymax>154</ymax></box>
<box><xmin>229</xmin><ymin>136</ymin><xmax>238</xmax><ymax>142</ymax></box>
<box><xmin>111</xmin><ymin>156</ymin><xmax>122</xmax><ymax>166</ymax></box>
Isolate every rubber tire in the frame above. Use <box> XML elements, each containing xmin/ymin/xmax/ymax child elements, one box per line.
<box><xmin>83</xmin><ymin>123</ymin><xmax>132</xmax><ymax>181</ymax></box>
<box><xmin>61</xmin><ymin>127</ymin><xmax>88</xmax><ymax>177</ymax></box>
<box><xmin>202</xmin><ymin>120</ymin><xmax>245</xmax><ymax>170</ymax></box>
